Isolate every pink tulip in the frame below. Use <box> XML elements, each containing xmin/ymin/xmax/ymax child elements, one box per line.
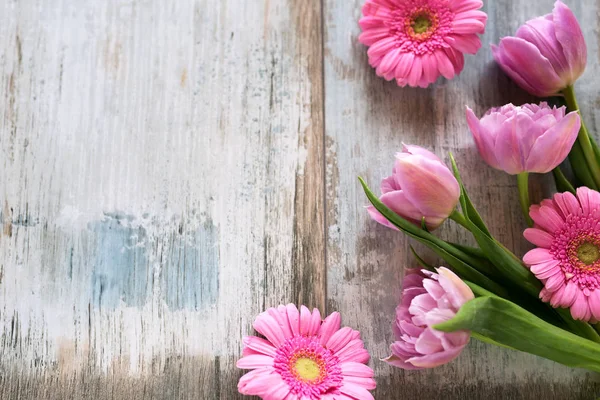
<box><xmin>492</xmin><ymin>1</ymin><xmax>586</xmax><ymax>97</ymax></box>
<box><xmin>466</xmin><ymin>103</ymin><xmax>580</xmax><ymax>174</ymax></box>
<box><xmin>385</xmin><ymin>267</ymin><xmax>474</xmax><ymax>370</ymax></box>
<box><xmin>367</xmin><ymin>145</ymin><xmax>460</xmax><ymax>231</ymax></box>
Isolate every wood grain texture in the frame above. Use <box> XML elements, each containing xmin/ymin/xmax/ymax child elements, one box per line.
<box><xmin>0</xmin><ymin>0</ymin><xmax>599</xmax><ymax>399</ymax></box>
<box><xmin>324</xmin><ymin>0</ymin><xmax>600</xmax><ymax>399</ymax></box>
<box><xmin>0</xmin><ymin>0</ymin><xmax>324</xmax><ymax>399</ymax></box>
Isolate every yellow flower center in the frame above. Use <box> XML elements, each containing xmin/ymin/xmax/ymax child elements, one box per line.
<box><xmin>577</xmin><ymin>242</ymin><xmax>600</xmax><ymax>265</ymax></box>
<box><xmin>411</xmin><ymin>15</ymin><xmax>431</xmax><ymax>34</ymax></box>
<box><xmin>294</xmin><ymin>358</ymin><xmax>321</xmax><ymax>382</ymax></box>
<box><xmin>405</xmin><ymin>8</ymin><xmax>438</xmax><ymax>40</ymax></box>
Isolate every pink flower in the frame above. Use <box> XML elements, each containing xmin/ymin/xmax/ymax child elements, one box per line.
<box><xmin>492</xmin><ymin>1</ymin><xmax>586</xmax><ymax>97</ymax></box>
<box><xmin>367</xmin><ymin>144</ymin><xmax>460</xmax><ymax>231</ymax></box>
<box><xmin>466</xmin><ymin>103</ymin><xmax>580</xmax><ymax>174</ymax></box>
<box><xmin>523</xmin><ymin>188</ymin><xmax>600</xmax><ymax>323</ymax></box>
<box><xmin>359</xmin><ymin>0</ymin><xmax>487</xmax><ymax>88</ymax></box>
<box><xmin>385</xmin><ymin>267</ymin><xmax>474</xmax><ymax>369</ymax></box>
<box><xmin>237</xmin><ymin>304</ymin><xmax>376</xmax><ymax>400</ymax></box>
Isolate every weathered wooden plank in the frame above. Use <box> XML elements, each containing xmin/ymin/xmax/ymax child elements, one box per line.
<box><xmin>0</xmin><ymin>0</ymin><xmax>324</xmax><ymax>399</ymax></box>
<box><xmin>324</xmin><ymin>0</ymin><xmax>600</xmax><ymax>399</ymax></box>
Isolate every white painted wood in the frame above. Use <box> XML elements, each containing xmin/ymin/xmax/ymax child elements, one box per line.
<box><xmin>0</xmin><ymin>0</ymin><xmax>324</xmax><ymax>398</ymax></box>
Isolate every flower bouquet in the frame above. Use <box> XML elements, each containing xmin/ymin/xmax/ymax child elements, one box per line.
<box><xmin>360</xmin><ymin>0</ymin><xmax>600</xmax><ymax>374</ymax></box>
<box><xmin>235</xmin><ymin>1</ymin><xmax>600</xmax><ymax>399</ymax></box>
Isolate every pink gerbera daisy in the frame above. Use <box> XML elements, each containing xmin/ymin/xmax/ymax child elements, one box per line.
<box><xmin>359</xmin><ymin>0</ymin><xmax>487</xmax><ymax>87</ymax></box>
<box><xmin>237</xmin><ymin>304</ymin><xmax>376</xmax><ymax>400</ymax></box>
<box><xmin>523</xmin><ymin>187</ymin><xmax>600</xmax><ymax>323</ymax></box>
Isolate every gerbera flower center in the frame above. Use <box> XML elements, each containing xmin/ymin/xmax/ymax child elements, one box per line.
<box><xmin>576</xmin><ymin>241</ymin><xmax>600</xmax><ymax>265</ymax></box>
<box><xmin>408</xmin><ymin>11</ymin><xmax>436</xmax><ymax>37</ymax></box>
<box><xmin>273</xmin><ymin>336</ymin><xmax>343</xmax><ymax>398</ymax></box>
<box><xmin>291</xmin><ymin>353</ymin><xmax>325</xmax><ymax>383</ymax></box>
<box><xmin>551</xmin><ymin>219</ymin><xmax>600</xmax><ymax>292</ymax></box>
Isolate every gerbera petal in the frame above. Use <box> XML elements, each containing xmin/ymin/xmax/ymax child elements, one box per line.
<box><xmin>576</xmin><ymin>187</ymin><xmax>600</xmax><ymax>214</ymax></box>
<box><xmin>531</xmin><ymin>205</ymin><xmax>564</xmax><ymax>232</ymax></box>
<box><xmin>238</xmin><ymin>370</ymin><xmax>284</xmax><ymax>396</ymax></box>
<box><xmin>452</xmin><ymin>18</ymin><xmax>485</xmax><ymax>34</ymax></box>
<box><xmin>340</xmin><ymin>362</ymin><xmax>375</xmax><ymax>378</ymax></box>
<box><xmin>434</xmin><ymin>49</ymin><xmax>455</xmax><ymax>79</ymax></box>
<box><xmin>243</xmin><ymin>336</ymin><xmax>277</xmax><ymax>357</ymax></box>
<box><xmin>326</xmin><ymin>326</ymin><xmax>354</xmax><ymax>352</ymax></box>
<box><xmin>395</xmin><ymin>52</ymin><xmax>415</xmax><ymax>82</ymax></box>
<box><xmin>530</xmin><ymin>260</ymin><xmax>561</xmax><ymax>279</ymax></box>
<box><xmin>358</xmin><ymin>27</ymin><xmax>390</xmax><ymax>46</ymax></box>
<box><xmin>236</xmin><ymin>354</ymin><xmax>275</xmax><ymax>369</ymax></box>
<box><xmin>553</xmin><ymin>191</ymin><xmax>581</xmax><ymax>217</ymax></box>
<box><xmin>343</xmin><ymin>376</ymin><xmax>377</xmax><ymax>390</ymax></box>
<box><xmin>446</xmin><ymin>34</ymin><xmax>481</xmax><ymax>54</ymax></box>
<box><xmin>589</xmin><ymin>290</ymin><xmax>600</xmax><ymax>321</ymax></box>
<box><xmin>267</xmin><ymin>305</ymin><xmax>294</xmax><ymax>339</ymax></box>
<box><xmin>523</xmin><ymin>248</ymin><xmax>554</xmax><ymax>265</ymax></box>
<box><xmin>407</xmin><ymin>56</ymin><xmax>423</xmax><ymax>87</ymax></box>
<box><xmin>286</xmin><ymin>303</ymin><xmax>301</xmax><ymax>336</ymax></box>
<box><xmin>571</xmin><ymin>291</ymin><xmax>590</xmax><ymax>320</ymax></box>
<box><xmin>319</xmin><ymin>311</ymin><xmax>342</xmax><ymax>345</ymax></box>
<box><xmin>299</xmin><ymin>305</ymin><xmax>313</xmax><ymax>336</ymax></box>
<box><xmin>340</xmin><ymin>383</ymin><xmax>375</xmax><ymax>400</ymax></box>
<box><xmin>377</xmin><ymin>47</ymin><xmax>402</xmax><ymax>79</ymax></box>
<box><xmin>545</xmin><ymin>272</ymin><xmax>565</xmax><ymax>292</ymax></box>
<box><xmin>309</xmin><ymin>307</ymin><xmax>322</xmax><ymax>336</ymax></box>
<box><xmin>254</xmin><ymin>312</ymin><xmax>286</xmax><ymax>347</ymax></box>
<box><xmin>523</xmin><ymin>228</ymin><xmax>554</xmax><ymax>248</ymax></box>
<box><xmin>237</xmin><ymin>368</ymin><xmax>275</xmax><ymax>393</ymax></box>
<box><xmin>367</xmin><ymin>36</ymin><xmax>397</xmax><ymax>59</ymax></box>
<box><xmin>559</xmin><ymin>281</ymin><xmax>579</xmax><ymax>307</ymax></box>
<box><xmin>450</xmin><ymin>0</ymin><xmax>484</xmax><ymax>14</ymax></box>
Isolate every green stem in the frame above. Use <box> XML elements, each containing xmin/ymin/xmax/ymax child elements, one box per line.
<box><xmin>449</xmin><ymin>210</ymin><xmax>471</xmax><ymax>230</ymax></box>
<box><xmin>517</xmin><ymin>173</ymin><xmax>533</xmax><ymax>227</ymax></box>
<box><xmin>595</xmin><ymin>323</ymin><xmax>600</xmax><ymax>336</ymax></box>
<box><xmin>562</xmin><ymin>85</ymin><xmax>600</xmax><ymax>188</ymax></box>
<box><xmin>471</xmin><ymin>332</ymin><xmax>517</xmax><ymax>351</ymax></box>
<box><xmin>552</xmin><ymin>167</ymin><xmax>576</xmax><ymax>194</ymax></box>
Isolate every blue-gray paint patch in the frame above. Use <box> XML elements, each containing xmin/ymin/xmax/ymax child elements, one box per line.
<box><xmin>89</xmin><ymin>213</ymin><xmax>149</xmax><ymax>309</ymax></box>
<box><xmin>161</xmin><ymin>219</ymin><xmax>219</xmax><ymax>310</ymax></box>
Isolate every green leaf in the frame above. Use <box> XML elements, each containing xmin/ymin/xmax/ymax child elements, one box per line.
<box><xmin>569</xmin><ymin>140</ymin><xmax>598</xmax><ymax>190</ymax></box>
<box><xmin>420</xmin><ymin>217</ymin><xmax>428</xmax><ymax>232</ymax></box>
<box><xmin>552</xmin><ymin>167</ymin><xmax>576</xmax><ymax>194</ymax></box>
<box><xmin>359</xmin><ymin>177</ymin><xmax>508</xmax><ymax>297</ymax></box>
<box><xmin>447</xmin><ymin>242</ymin><xmax>486</xmax><ymax>260</ymax></box>
<box><xmin>409</xmin><ymin>246</ymin><xmax>434</xmax><ymax>271</ymax></box>
<box><xmin>449</xmin><ymin>153</ymin><xmax>492</xmax><ymax>237</ymax></box>
<box><xmin>464</xmin><ymin>216</ymin><xmax>542</xmax><ymax>298</ymax></box>
<box><xmin>435</xmin><ymin>297</ymin><xmax>600</xmax><ymax>373</ymax></box>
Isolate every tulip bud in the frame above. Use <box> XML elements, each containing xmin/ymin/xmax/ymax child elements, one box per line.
<box><xmin>466</xmin><ymin>103</ymin><xmax>580</xmax><ymax>174</ymax></box>
<box><xmin>384</xmin><ymin>268</ymin><xmax>474</xmax><ymax>370</ymax></box>
<box><xmin>367</xmin><ymin>145</ymin><xmax>460</xmax><ymax>231</ymax></box>
<box><xmin>492</xmin><ymin>1</ymin><xmax>586</xmax><ymax>97</ymax></box>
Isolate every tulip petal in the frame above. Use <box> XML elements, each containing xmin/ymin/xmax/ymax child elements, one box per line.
<box><xmin>526</xmin><ymin>111</ymin><xmax>580</xmax><ymax>173</ymax></box>
<box><xmin>393</xmin><ymin>156</ymin><xmax>460</xmax><ymax>225</ymax></box>
<box><xmin>493</xmin><ymin>37</ymin><xmax>564</xmax><ymax>97</ymax></box>
<box><xmin>552</xmin><ymin>0</ymin><xmax>586</xmax><ymax>83</ymax></box>
<box><xmin>467</xmin><ymin>107</ymin><xmax>501</xmax><ymax>170</ymax></box>
<box><xmin>406</xmin><ymin>346</ymin><xmax>464</xmax><ymax>368</ymax></box>
<box><xmin>379</xmin><ymin>190</ymin><xmax>422</xmax><ymax>225</ymax></box>
<box><xmin>516</xmin><ymin>17</ymin><xmax>569</xmax><ymax>77</ymax></box>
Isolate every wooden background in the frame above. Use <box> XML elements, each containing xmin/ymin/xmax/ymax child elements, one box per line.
<box><xmin>1</xmin><ymin>0</ymin><xmax>599</xmax><ymax>399</ymax></box>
